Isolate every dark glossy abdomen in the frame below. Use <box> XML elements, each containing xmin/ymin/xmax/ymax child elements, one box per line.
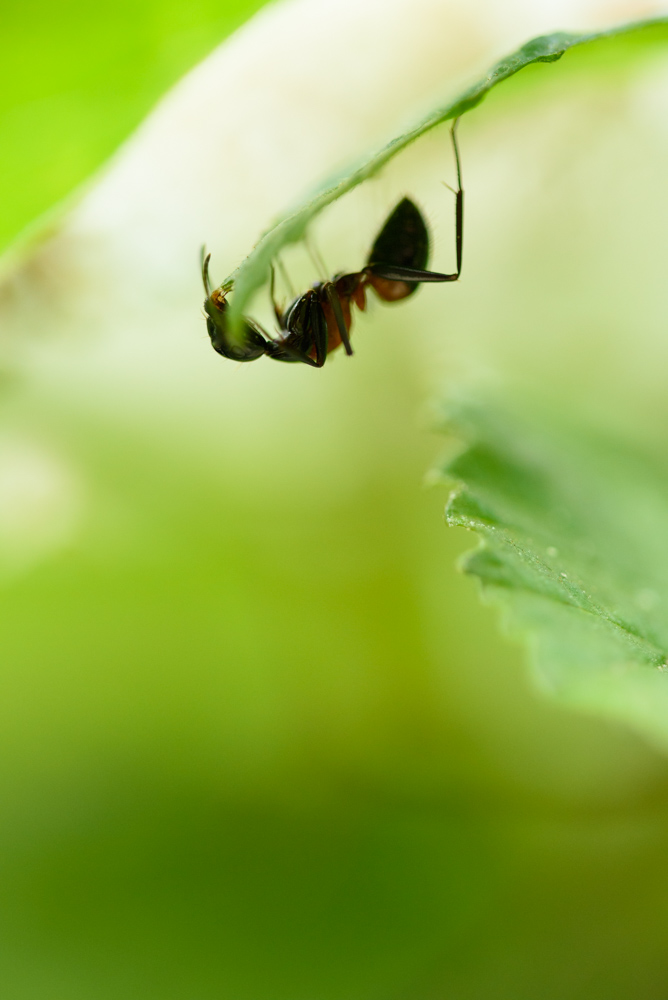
<box><xmin>367</xmin><ymin>198</ymin><xmax>429</xmax><ymax>272</ymax></box>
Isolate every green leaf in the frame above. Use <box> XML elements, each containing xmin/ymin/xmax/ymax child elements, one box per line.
<box><xmin>440</xmin><ymin>398</ymin><xmax>668</xmax><ymax>750</ymax></box>
<box><xmin>225</xmin><ymin>15</ymin><xmax>668</xmax><ymax>333</ymax></box>
<box><xmin>0</xmin><ymin>0</ymin><xmax>268</xmax><ymax>257</ymax></box>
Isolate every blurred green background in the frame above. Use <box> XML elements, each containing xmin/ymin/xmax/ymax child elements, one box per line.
<box><xmin>3</xmin><ymin>3</ymin><xmax>668</xmax><ymax>999</ymax></box>
<box><xmin>0</xmin><ymin>0</ymin><xmax>267</xmax><ymax>253</ymax></box>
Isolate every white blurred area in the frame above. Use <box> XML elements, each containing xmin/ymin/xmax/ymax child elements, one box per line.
<box><xmin>0</xmin><ymin>435</ymin><xmax>81</xmax><ymax>576</ymax></box>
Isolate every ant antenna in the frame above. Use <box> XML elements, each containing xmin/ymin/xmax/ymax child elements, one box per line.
<box><xmin>201</xmin><ymin>247</ymin><xmax>212</xmax><ymax>297</ymax></box>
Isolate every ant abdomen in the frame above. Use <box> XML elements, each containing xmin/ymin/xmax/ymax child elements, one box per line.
<box><xmin>366</xmin><ymin>197</ymin><xmax>429</xmax><ymax>301</ymax></box>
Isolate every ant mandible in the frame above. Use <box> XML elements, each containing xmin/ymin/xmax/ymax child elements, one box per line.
<box><xmin>203</xmin><ymin>118</ymin><xmax>463</xmax><ymax>368</ymax></box>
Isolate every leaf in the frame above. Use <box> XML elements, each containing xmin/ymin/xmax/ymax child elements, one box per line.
<box><xmin>440</xmin><ymin>398</ymin><xmax>668</xmax><ymax>750</ymax></box>
<box><xmin>0</xmin><ymin>0</ymin><xmax>268</xmax><ymax>259</ymax></box>
<box><xmin>225</xmin><ymin>15</ymin><xmax>668</xmax><ymax>333</ymax></box>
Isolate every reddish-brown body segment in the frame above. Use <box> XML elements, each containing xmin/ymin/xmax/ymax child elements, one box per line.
<box><xmin>306</xmin><ymin>266</ymin><xmax>414</xmax><ymax>361</ymax></box>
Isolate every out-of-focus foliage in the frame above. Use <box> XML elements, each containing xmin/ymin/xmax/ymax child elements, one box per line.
<box><xmin>4</xmin><ymin>337</ymin><xmax>668</xmax><ymax>1000</ymax></box>
<box><xmin>443</xmin><ymin>397</ymin><xmax>668</xmax><ymax>748</ymax></box>
<box><xmin>0</xmin><ymin>0</ymin><xmax>267</xmax><ymax>254</ymax></box>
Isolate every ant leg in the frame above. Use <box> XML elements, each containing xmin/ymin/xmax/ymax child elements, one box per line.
<box><xmin>323</xmin><ymin>281</ymin><xmax>353</xmax><ymax>357</ymax></box>
<box><xmin>310</xmin><ymin>297</ymin><xmax>329</xmax><ymax>367</ymax></box>
<box><xmin>276</xmin><ymin>256</ymin><xmax>296</xmax><ymax>300</ymax></box>
<box><xmin>269</xmin><ymin>264</ymin><xmax>284</xmax><ymax>325</ymax></box>
<box><xmin>287</xmin><ymin>291</ymin><xmax>328</xmax><ymax>366</ymax></box>
<box><xmin>266</xmin><ymin>343</ymin><xmax>323</xmax><ymax>367</ymax></box>
<box><xmin>265</xmin><ymin>292</ymin><xmax>328</xmax><ymax>368</ymax></box>
<box><xmin>265</xmin><ymin>335</ymin><xmax>326</xmax><ymax>367</ymax></box>
<box><xmin>446</xmin><ymin>117</ymin><xmax>464</xmax><ymax>276</ymax></box>
<box><xmin>305</xmin><ymin>234</ymin><xmax>329</xmax><ymax>281</ymax></box>
<box><xmin>366</xmin><ymin>263</ymin><xmax>458</xmax><ymax>283</ymax></box>
<box><xmin>370</xmin><ymin>118</ymin><xmax>464</xmax><ymax>288</ymax></box>
<box><xmin>304</xmin><ymin>236</ymin><xmax>353</xmax><ymax>355</ymax></box>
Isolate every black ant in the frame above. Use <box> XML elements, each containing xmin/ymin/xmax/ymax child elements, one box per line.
<box><xmin>203</xmin><ymin>119</ymin><xmax>463</xmax><ymax>368</ymax></box>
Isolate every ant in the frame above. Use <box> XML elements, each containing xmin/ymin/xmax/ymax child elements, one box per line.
<box><xmin>203</xmin><ymin>119</ymin><xmax>463</xmax><ymax>368</ymax></box>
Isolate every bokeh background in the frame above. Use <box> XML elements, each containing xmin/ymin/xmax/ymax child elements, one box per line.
<box><xmin>2</xmin><ymin>0</ymin><xmax>668</xmax><ymax>997</ymax></box>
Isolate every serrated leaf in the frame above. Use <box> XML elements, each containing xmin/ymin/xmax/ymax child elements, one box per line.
<box><xmin>441</xmin><ymin>399</ymin><xmax>668</xmax><ymax>750</ymax></box>
<box><xmin>225</xmin><ymin>15</ymin><xmax>668</xmax><ymax>333</ymax></box>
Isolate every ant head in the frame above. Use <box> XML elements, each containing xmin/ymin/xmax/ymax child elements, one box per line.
<box><xmin>203</xmin><ymin>284</ymin><xmax>234</xmax><ymax>345</ymax></box>
<box><xmin>201</xmin><ymin>265</ymin><xmax>265</xmax><ymax>363</ymax></box>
